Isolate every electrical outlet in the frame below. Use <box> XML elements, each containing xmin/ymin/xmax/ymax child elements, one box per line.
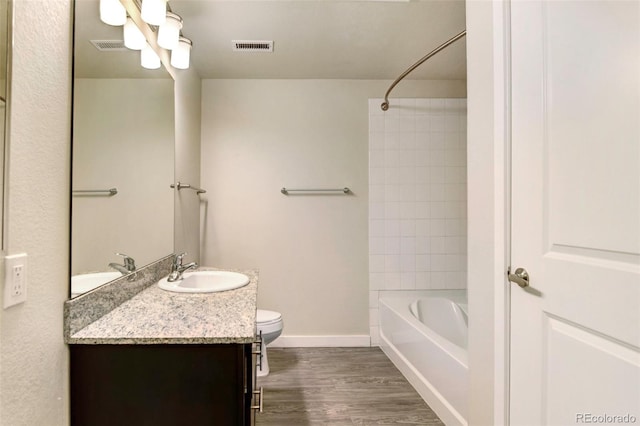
<box><xmin>4</xmin><ymin>253</ymin><xmax>27</xmax><ymax>308</ymax></box>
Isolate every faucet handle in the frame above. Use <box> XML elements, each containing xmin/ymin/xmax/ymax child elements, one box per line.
<box><xmin>115</xmin><ymin>253</ymin><xmax>136</xmax><ymax>270</ymax></box>
<box><xmin>173</xmin><ymin>252</ymin><xmax>187</xmax><ymax>268</ymax></box>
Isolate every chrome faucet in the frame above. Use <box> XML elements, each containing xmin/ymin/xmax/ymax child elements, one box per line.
<box><xmin>167</xmin><ymin>253</ymin><xmax>198</xmax><ymax>282</ymax></box>
<box><xmin>108</xmin><ymin>253</ymin><xmax>136</xmax><ymax>275</ymax></box>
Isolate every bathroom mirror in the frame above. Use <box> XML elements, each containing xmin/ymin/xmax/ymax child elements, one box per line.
<box><xmin>70</xmin><ymin>0</ymin><xmax>174</xmax><ymax>297</ymax></box>
<box><xmin>0</xmin><ymin>0</ymin><xmax>11</xmax><ymax>250</ymax></box>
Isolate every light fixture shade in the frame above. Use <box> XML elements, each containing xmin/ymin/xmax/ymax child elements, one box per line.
<box><xmin>140</xmin><ymin>0</ymin><xmax>167</xmax><ymax>26</ymax></box>
<box><xmin>157</xmin><ymin>12</ymin><xmax>183</xmax><ymax>50</ymax></box>
<box><xmin>141</xmin><ymin>43</ymin><xmax>161</xmax><ymax>69</ymax></box>
<box><xmin>124</xmin><ymin>18</ymin><xmax>147</xmax><ymax>50</ymax></box>
<box><xmin>170</xmin><ymin>37</ymin><xmax>192</xmax><ymax>70</ymax></box>
<box><xmin>100</xmin><ymin>0</ymin><xmax>126</xmax><ymax>26</ymax></box>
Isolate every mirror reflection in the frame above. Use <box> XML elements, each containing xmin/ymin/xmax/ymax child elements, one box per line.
<box><xmin>71</xmin><ymin>0</ymin><xmax>174</xmax><ymax>297</ymax></box>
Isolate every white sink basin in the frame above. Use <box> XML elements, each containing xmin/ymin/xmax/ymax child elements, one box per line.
<box><xmin>71</xmin><ymin>271</ymin><xmax>122</xmax><ymax>297</ymax></box>
<box><xmin>158</xmin><ymin>270</ymin><xmax>250</xmax><ymax>293</ymax></box>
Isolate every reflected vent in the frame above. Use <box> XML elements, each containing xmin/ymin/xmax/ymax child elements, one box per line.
<box><xmin>232</xmin><ymin>40</ymin><xmax>274</xmax><ymax>52</ymax></box>
<box><xmin>90</xmin><ymin>40</ymin><xmax>127</xmax><ymax>51</ymax></box>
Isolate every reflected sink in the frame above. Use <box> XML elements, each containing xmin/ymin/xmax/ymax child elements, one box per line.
<box><xmin>71</xmin><ymin>271</ymin><xmax>122</xmax><ymax>297</ymax></box>
<box><xmin>158</xmin><ymin>270</ymin><xmax>250</xmax><ymax>293</ymax></box>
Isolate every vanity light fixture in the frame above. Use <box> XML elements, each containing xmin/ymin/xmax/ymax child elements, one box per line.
<box><xmin>100</xmin><ymin>0</ymin><xmax>126</xmax><ymax>26</ymax></box>
<box><xmin>141</xmin><ymin>0</ymin><xmax>167</xmax><ymax>26</ymax></box>
<box><xmin>98</xmin><ymin>0</ymin><xmax>192</xmax><ymax>71</ymax></box>
<box><xmin>170</xmin><ymin>36</ymin><xmax>192</xmax><ymax>69</ymax></box>
<box><xmin>141</xmin><ymin>43</ymin><xmax>161</xmax><ymax>69</ymax></box>
<box><xmin>157</xmin><ymin>12</ymin><xmax>183</xmax><ymax>50</ymax></box>
<box><xmin>124</xmin><ymin>17</ymin><xmax>147</xmax><ymax>50</ymax></box>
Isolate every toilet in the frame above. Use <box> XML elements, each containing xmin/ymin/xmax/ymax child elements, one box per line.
<box><xmin>256</xmin><ymin>309</ymin><xmax>283</xmax><ymax>377</ymax></box>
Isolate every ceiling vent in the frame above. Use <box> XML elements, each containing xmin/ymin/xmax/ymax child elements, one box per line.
<box><xmin>232</xmin><ymin>40</ymin><xmax>274</xmax><ymax>52</ymax></box>
<box><xmin>90</xmin><ymin>40</ymin><xmax>127</xmax><ymax>52</ymax></box>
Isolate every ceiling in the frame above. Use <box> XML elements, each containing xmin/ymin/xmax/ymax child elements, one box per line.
<box><xmin>75</xmin><ymin>0</ymin><xmax>467</xmax><ymax>81</ymax></box>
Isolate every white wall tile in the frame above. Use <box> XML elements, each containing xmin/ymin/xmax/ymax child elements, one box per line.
<box><xmin>369</xmin><ymin>220</ymin><xmax>385</xmax><ymax>237</ymax></box>
<box><xmin>370</xmin><ymin>255</ymin><xmax>385</xmax><ymax>273</ymax></box>
<box><xmin>384</xmin><ymin>219</ymin><xmax>400</xmax><ymax>236</ymax></box>
<box><xmin>369</xmin><ymin>308</ymin><xmax>379</xmax><ymax>326</ymax></box>
<box><xmin>400</xmin><ymin>255</ymin><xmax>415</xmax><ymax>272</ymax></box>
<box><xmin>370</xmin><ymin>326</ymin><xmax>380</xmax><ymax>346</ymax></box>
<box><xmin>399</xmin><ymin>219</ymin><xmax>416</xmax><ymax>237</ymax></box>
<box><xmin>370</xmin><ymin>132</ymin><xmax>385</xmax><ymax>150</ymax></box>
<box><xmin>369</xmin><ymin>202</ymin><xmax>385</xmax><ymax>219</ymax></box>
<box><xmin>385</xmin><ymin>168</ymin><xmax>401</xmax><ymax>184</ymax></box>
<box><xmin>384</xmin><ymin>202</ymin><xmax>401</xmax><ymax>219</ymax></box>
<box><xmin>415</xmin><ymin>272</ymin><xmax>430</xmax><ymax>289</ymax></box>
<box><xmin>385</xmin><ymin>255</ymin><xmax>401</xmax><ymax>272</ymax></box>
<box><xmin>369</xmin><ymin>290</ymin><xmax>379</xmax><ymax>308</ymax></box>
<box><xmin>369</xmin><ymin>185</ymin><xmax>385</xmax><ymax>202</ymax></box>
<box><xmin>399</xmin><ymin>116</ymin><xmax>416</xmax><ymax>133</ymax></box>
<box><xmin>370</xmin><ymin>167</ymin><xmax>385</xmax><ymax>185</ymax></box>
<box><xmin>400</xmin><ymin>237</ymin><xmax>416</xmax><ymax>254</ymax></box>
<box><xmin>416</xmin><ymin>116</ymin><xmax>430</xmax><ymax>132</ymax></box>
<box><xmin>415</xmin><ymin>202</ymin><xmax>429</xmax><ymax>219</ymax></box>
<box><xmin>431</xmin><ymin>236</ymin><xmax>446</xmax><ymax>254</ymax></box>
<box><xmin>369</xmin><ymin>116</ymin><xmax>385</xmax><ymax>133</ymax></box>
<box><xmin>384</xmin><ymin>115</ymin><xmax>400</xmax><ymax>132</ymax></box>
<box><xmin>369</xmin><ymin>98</ymin><xmax>467</xmax><ymax>302</ymax></box>
<box><xmin>398</xmin><ymin>98</ymin><xmax>417</xmax><ymax>112</ymax></box>
<box><xmin>400</xmin><ymin>272</ymin><xmax>416</xmax><ymax>290</ymax></box>
<box><xmin>399</xmin><ymin>168</ymin><xmax>415</xmax><ymax>184</ymax></box>
<box><xmin>370</xmin><ymin>273</ymin><xmax>385</xmax><ymax>290</ymax></box>
<box><xmin>369</xmin><ymin>237</ymin><xmax>385</xmax><ymax>255</ymax></box>
<box><xmin>384</xmin><ymin>272</ymin><xmax>401</xmax><ymax>289</ymax></box>
<box><xmin>415</xmin><ymin>254</ymin><xmax>430</xmax><ymax>272</ymax></box>
<box><xmin>384</xmin><ymin>132</ymin><xmax>400</xmax><ymax>150</ymax></box>
<box><xmin>416</xmin><ymin>237</ymin><xmax>430</xmax><ymax>254</ymax></box>
<box><xmin>385</xmin><ymin>237</ymin><xmax>400</xmax><ymax>255</ymax></box>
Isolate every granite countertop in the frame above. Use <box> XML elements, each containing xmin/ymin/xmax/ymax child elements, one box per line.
<box><xmin>66</xmin><ymin>268</ymin><xmax>258</xmax><ymax>345</ymax></box>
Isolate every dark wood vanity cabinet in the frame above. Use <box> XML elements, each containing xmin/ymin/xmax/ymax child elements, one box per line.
<box><xmin>70</xmin><ymin>343</ymin><xmax>258</xmax><ymax>426</ymax></box>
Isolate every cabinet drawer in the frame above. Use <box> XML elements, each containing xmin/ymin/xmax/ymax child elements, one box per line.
<box><xmin>71</xmin><ymin>344</ymin><xmax>248</xmax><ymax>426</ymax></box>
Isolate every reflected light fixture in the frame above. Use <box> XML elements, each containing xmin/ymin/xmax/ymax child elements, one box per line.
<box><xmin>157</xmin><ymin>12</ymin><xmax>183</xmax><ymax>50</ymax></box>
<box><xmin>141</xmin><ymin>43</ymin><xmax>161</xmax><ymax>69</ymax></box>
<box><xmin>141</xmin><ymin>0</ymin><xmax>167</xmax><ymax>26</ymax></box>
<box><xmin>100</xmin><ymin>0</ymin><xmax>126</xmax><ymax>26</ymax></box>
<box><xmin>170</xmin><ymin>37</ymin><xmax>192</xmax><ymax>70</ymax></box>
<box><xmin>124</xmin><ymin>17</ymin><xmax>147</xmax><ymax>50</ymax></box>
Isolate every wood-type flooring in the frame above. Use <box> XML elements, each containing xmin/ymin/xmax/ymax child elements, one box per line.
<box><xmin>255</xmin><ymin>347</ymin><xmax>444</xmax><ymax>425</ymax></box>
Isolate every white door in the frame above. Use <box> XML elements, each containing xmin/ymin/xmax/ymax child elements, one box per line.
<box><xmin>509</xmin><ymin>1</ymin><xmax>640</xmax><ymax>425</ymax></box>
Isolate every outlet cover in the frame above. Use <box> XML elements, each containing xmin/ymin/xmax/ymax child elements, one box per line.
<box><xmin>4</xmin><ymin>253</ymin><xmax>27</xmax><ymax>308</ymax></box>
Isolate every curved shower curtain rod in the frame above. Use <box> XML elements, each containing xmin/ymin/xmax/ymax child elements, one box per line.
<box><xmin>381</xmin><ymin>30</ymin><xmax>467</xmax><ymax>111</ymax></box>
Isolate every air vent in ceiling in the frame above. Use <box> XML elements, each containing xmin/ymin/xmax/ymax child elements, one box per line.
<box><xmin>90</xmin><ymin>40</ymin><xmax>127</xmax><ymax>51</ymax></box>
<box><xmin>232</xmin><ymin>40</ymin><xmax>274</xmax><ymax>52</ymax></box>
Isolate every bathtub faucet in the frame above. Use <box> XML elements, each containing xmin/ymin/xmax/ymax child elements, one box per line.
<box><xmin>167</xmin><ymin>253</ymin><xmax>198</xmax><ymax>282</ymax></box>
<box><xmin>108</xmin><ymin>253</ymin><xmax>136</xmax><ymax>275</ymax></box>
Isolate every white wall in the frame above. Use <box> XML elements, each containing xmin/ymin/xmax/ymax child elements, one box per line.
<box><xmin>72</xmin><ymin>79</ymin><xmax>174</xmax><ymax>274</ymax></box>
<box><xmin>368</xmin><ymin>97</ymin><xmax>467</xmax><ymax>345</ymax></box>
<box><xmin>0</xmin><ymin>0</ymin><xmax>72</xmax><ymax>424</ymax></box>
<box><xmin>466</xmin><ymin>1</ymin><xmax>510</xmax><ymax>425</ymax></box>
<box><xmin>201</xmin><ymin>79</ymin><xmax>465</xmax><ymax>340</ymax></box>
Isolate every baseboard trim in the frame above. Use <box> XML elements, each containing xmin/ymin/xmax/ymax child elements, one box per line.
<box><xmin>270</xmin><ymin>335</ymin><xmax>371</xmax><ymax>348</ymax></box>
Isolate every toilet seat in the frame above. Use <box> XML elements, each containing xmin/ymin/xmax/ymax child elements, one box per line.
<box><xmin>255</xmin><ymin>309</ymin><xmax>283</xmax><ymax>377</ymax></box>
<box><xmin>257</xmin><ymin>309</ymin><xmax>282</xmax><ymax>325</ymax></box>
<box><xmin>257</xmin><ymin>309</ymin><xmax>283</xmax><ymax>336</ymax></box>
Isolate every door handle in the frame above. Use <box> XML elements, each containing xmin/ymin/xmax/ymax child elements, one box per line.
<box><xmin>508</xmin><ymin>267</ymin><xmax>529</xmax><ymax>288</ymax></box>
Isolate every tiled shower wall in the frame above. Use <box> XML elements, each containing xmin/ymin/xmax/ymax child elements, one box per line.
<box><xmin>368</xmin><ymin>98</ymin><xmax>467</xmax><ymax>345</ymax></box>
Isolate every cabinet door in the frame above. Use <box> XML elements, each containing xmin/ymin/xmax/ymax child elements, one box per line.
<box><xmin>71</xmin><ymin>344</ymin><xmax>246</xmax><ymax>426</ymax></box>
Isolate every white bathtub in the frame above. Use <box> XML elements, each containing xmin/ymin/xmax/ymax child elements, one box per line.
<box><xmin>379</xmin><ymin>294</ymin><xmax>468</xmax><ymax>426</ymax></box>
